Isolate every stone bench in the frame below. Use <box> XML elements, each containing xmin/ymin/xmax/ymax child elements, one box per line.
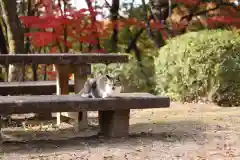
<box><xmin>0</xmin><ymin>93</ymin><xmax>170</xmax><ymax>138</ymax></box>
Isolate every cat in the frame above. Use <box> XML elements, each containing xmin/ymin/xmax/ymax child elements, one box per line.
<box><xmin>78</xmin><ymin>74</ymin><xmax>122</xmax><ymax>98</ymax></box>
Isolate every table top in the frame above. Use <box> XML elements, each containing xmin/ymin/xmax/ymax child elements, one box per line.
<box><xmin>0</xmin><ymin>53</ymin><xmax>129</xmax><ymax>65</ymax></box>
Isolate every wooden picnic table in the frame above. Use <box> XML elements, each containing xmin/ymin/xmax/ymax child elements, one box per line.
<box><xmin>0</xmin><ymin>53</ymin><xmax>129</xmax><ymax>131</ymax></box>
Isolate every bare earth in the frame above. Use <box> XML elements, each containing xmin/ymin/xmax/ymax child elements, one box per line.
<box><xmin>1</xmin><ymin>102</ymin><xmax>240</xmax><ymax>160</ymax></box>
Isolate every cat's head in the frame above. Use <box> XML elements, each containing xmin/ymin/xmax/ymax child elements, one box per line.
<box><xmin>101</xmin><ymin>74</ymin><xmax>123</xmax><ymax>96</ymax></box>
<box><xmin>105</xmin><ymin>74</ymin><xmax>121</xmax><ymax>86</ymax></box>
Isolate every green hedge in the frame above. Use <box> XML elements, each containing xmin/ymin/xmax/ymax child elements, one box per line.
<box><xmin>154</xmin><ymin>29</ymin><xmax>240</xmax><ymax>106</ymax></box>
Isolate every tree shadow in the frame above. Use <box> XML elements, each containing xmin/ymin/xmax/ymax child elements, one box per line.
<box><xmin>1</xmin><ymin>119</ymin><xmax>216</xmax><ymax>154</ymax></box>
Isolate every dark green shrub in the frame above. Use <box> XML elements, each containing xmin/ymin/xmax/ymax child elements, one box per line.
<box><xmin>92</xmin><ymin>54</ymin><xmax>156</xmax><ymax>93</ymax></box>
<box><xmin>154</xmin><ymin>29</ymin><xmax>240</xmax><ymax>106</ymax></box>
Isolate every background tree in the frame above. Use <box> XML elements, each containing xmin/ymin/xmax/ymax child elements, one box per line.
<box><xmin>0</xmin><ymin>0</ymin><xmax>25</xmax><ymax>82</ymax></box>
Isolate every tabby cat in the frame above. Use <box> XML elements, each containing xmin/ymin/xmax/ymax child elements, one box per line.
<box><xmin>78</xmin><ymin>74</ymin><xmax>122</xmax><ymax>98</ymax></box>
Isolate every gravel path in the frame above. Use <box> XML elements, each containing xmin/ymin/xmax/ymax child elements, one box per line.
<box><xmin>1</xmin><ymin>102</ymin><xmax>240</xmax><ymax>159</ymax></box>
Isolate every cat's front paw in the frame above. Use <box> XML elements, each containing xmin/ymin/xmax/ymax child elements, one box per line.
<box><xmin>102</xmin><ymin>93</ymin><xmax>109</xmax><ymax>98</ymax></box>
<box><xmin>81</xmin><ymin>93</ymin><xmax>92</xmax><ymax>98</ymax></box>
<box><xmin>102</xmin><ymin>92</ymin><xmax>112</xmax><ymax>98</ymax></box>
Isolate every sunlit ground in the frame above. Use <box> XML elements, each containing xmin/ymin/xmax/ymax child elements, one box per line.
<box><xmin>1</xmin><ymin>102</ymin><xmax>240</xmax><ymax>159</ymax></box>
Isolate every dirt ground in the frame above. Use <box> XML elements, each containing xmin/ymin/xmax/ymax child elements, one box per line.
<box><xmin>0</xmin><ymin>102</ymin><xmax>240</xmax><ymax>160</ymax></box>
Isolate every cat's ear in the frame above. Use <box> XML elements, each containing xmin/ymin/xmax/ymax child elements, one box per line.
<box><xmin>105</xmin><ymin>74</ymin><xmax>111</xmax><ymax>79</ymax></box>
<box><xmin>116</xmin><ymin>75</ymin><xmax>121</xmax><ymax>81</ymax></box>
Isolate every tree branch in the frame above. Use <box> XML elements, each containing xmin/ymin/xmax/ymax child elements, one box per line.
<box><xmin>126</xmin><ymin>28</ymin><xmax>144</xmax><ymax>53</ymax></box>
<box><xmin>181</xmin><ymin>2</ymin><xmax>239</xmax><ymax>22</ymax></box>
<box><xmin>142</xmin><ymin>0</ymin><xmax>164</xmax><ymax>48</ymax></box>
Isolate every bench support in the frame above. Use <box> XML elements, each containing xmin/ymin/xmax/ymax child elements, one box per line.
<box><xmin>0</xmin><ymin>116</ymin><xmax>2</xmax><ymax>142</ymax></box>
<box><xmin>99</xmin><ymin>109</ymin><xmax>130</xmax><ymax>137</ymax></box>
<box><xmin>56</xmin><ymin>64</ymin><xmax>89</xmax><ymax>132</ymax></box>
<box><xmin>71</xmin><ymin>64</ymin><xmax>89</xmax><ymax>131</ymax></box>
<box><xmin>56</xmin><ymin>65</ymin><xmax>71</xmax><ymax>126</ymax></box>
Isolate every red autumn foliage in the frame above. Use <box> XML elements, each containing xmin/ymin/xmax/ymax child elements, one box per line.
<box><xmin>25</xmin><ymin>31</ymin><xmax>57</xmax><ymax>47</ymax></box>
<box><xmin>20</xmin><ymin>0</ymin><xmax>167</xmax><ymax>51</ymax></box>
<box><xmin>177</xmin><ymin>0</ymin><xmax>200</xmax><ymax>6</ymax></box>
<box><xmin>207</xmin><ymin>16</ymin><xmax>240</xmax><ymax>26</ymax></box>
<box><xmin>21</xmin><ymin>0</ymin><xmax>239</xmax><ymax>80</ymax></box>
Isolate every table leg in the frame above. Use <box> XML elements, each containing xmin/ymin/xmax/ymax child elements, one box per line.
<box><xmin>98</xmin><ymin>109</ymin><xmax>130</xmax><ymax>137</ymax></box>
<box><xmin>55</xmin><ymin>65</ymin><xmax>70</xmax><ymax>125</ymax></box>
<box><xmin>71</xmin><ymin>64</ymin><xmax>91</xmax><ymax>132</ymax></box>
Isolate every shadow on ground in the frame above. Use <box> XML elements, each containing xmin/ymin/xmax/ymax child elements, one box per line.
<box><xmin>1</xmin><ymin>119</ymin><xmax>212</xmax><ymax>154</ymax></box>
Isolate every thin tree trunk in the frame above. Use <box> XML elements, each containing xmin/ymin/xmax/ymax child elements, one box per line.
<box><xmin>43</xmin><ymin>46</ymin><xmax>47</xmax><ymax>80</ymax></box>
<box><xmin>85</xmin><ymin>0</ymin><xmax>101</xmax><ymax>51</ymax></box>
<box><xmin>0</xmin><ymin>23</ymin><xmax>7</xmax><ymax>54</ymax></box>
<box><xmin>62</xmin><ymin>0</ymin><xmax>69</xmax><ymax>53</ymax></box>
<box><xmin>142</xmin><ymin>0</ymin><xmax>164</xmax><ymax>47</ymax></box>
<box><xmin>0</xmin><ymin>0</ymin><xmax>25</xmax><ymax>82</ymax></box>
<box><xmin>43</xmin><ymin>64</ymin><xmax>47</xmax><ymax>80</ymax></box>
<box><xmin>110</xmin><ymin>0</ymin><xmax>119</xmax><ymax>52</ymax></box>
<box><xmin>0</xmin><ymin>18</ymin><xmax>8</xmax><ymax>81</ymax></box>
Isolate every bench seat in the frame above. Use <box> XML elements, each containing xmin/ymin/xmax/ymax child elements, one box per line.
<box><xmin>0</xmin><ymin>81</ymin><xmax>74</xmax><ymax>95</ymax></box>
<box><xmin>0</xmin><ymin>93</ymin><xmax>170</xmax><ymax>138</ymax></box>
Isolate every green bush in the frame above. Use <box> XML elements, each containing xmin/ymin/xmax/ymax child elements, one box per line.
<box><xmin>92</xmin><ymin>54</ymin><xmax>156</xmax><ymax>93</ymax></box>
<box><xmin>154</xmin><ymin>29</ymin><xmax>240</xmax><ymax>106</ymax></box>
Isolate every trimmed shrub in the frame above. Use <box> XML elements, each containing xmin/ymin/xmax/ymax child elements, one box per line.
<box><xmin>154</xmin><ymin>29</ymin><xmax>240</xmax><ymax>106</ymax></box>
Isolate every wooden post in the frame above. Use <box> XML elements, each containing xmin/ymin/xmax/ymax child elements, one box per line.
<box><xmin>55</xmin><ymin>65</ymin><xmax>70</xmax><ymax>125</ymax></box>
<box><xmin>99</xmin><ymin>109</ymin><xmax>130</xmax><ymax>137</ymax></box>
<box><xmin>71</xmin><ymin>64</ymin><xmax>91</xmax><ymax>131</ymax></box>
<box><xmin>57</xmin><ymin>64</ymin><xmax>90</xmax><ymax>132</ymax></box>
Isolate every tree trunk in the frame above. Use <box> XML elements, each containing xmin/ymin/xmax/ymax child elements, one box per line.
<box><xmin>110</xmin><ymin>0</ymin><xmax>119</xmax><ymax>52</ymax></box>
<box><xmin>0</xmin><ymin>22</ymin><xmax>8</xmax><ymax>81</ymax></box>
<box><xmin>0</xmin><ymin>23</ymin><xmax>7</xmax><ymax>55</ymax></box>
<box><xmin>85</xmin><ymin>0</ymin><xmax>101</xmax><ymax>51</ymax></box>
<box><xmin>0</xmin><ymin>0</ymin><xmax>25</xmax><ymax>82</ymax></box>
